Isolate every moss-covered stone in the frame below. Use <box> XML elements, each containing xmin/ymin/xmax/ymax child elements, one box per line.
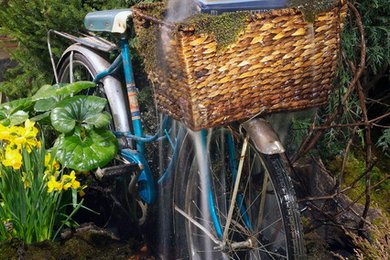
<box><xmin>287</xmin><ymin>0</ymin><xmax>335</xmax><ymax>23</ymax></box>
<box><xmin>327</xmin><ymin>153</ymin><xmax>390</xmax><ymax>216</ymax></box>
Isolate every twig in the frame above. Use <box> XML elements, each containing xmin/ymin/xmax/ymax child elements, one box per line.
<box><xmin>293</xmin><ymin>1</ymin><xmax>366</xmax><ymax>161</ymax></box>
<box><xmin>341</xmin><ymin>160</ymin><xmax>377</xmax><ymax>193</ymax></box>
<box><xmin>351</xmin><ymin>59</ymin><xmax>373</xmax><ymax>230</ymax></box>
<box><xmin>292</xmin><ymin>110</ymin><xmax>317</xmax><ymax>163</ymax></box>
<box><xmin>337</xmin><ymin>126</ymin><xmax>358</xmax><ymax>193</ymax></box>
<box><xmin>334</xmin><ymin>173</ymin><xmax>390</xmax><ymax>221</ymax></box>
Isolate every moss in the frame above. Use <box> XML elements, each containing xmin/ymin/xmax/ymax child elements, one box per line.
<box><xmin>327</xmin><ymin>154</ymin><xmax>390</xmax><ymax>216</ymax></box>
<box><xmin>179</xmin><ymin>11</ymin><xmax>249</xmax><ymax>50</ymax></box>
<box><xmin>137</xmin><ymin>5</ymin><xmax>249</xmax><ymax>72</ymax></box>
<box><xmin>137</xmin><ymin>24</ymin><xmax>161</xmax><ymax>72</ymax></box>
<box><xmin>136</xmin><ymin>4</ymin><xmax>166</xmax><ymax>73</ymax></box>
<box><xmin>287</xmin><ymin>0</ymin><xmax>335</xmax><ymax>23</ymax></box>
<box><xmin>0</xmin><ymin>231</ymin><xmax>134</xmax><ymax>259</ymax></box>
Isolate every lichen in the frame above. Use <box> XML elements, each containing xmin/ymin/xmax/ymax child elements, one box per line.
<box><xmin>287</xmin><ymin>0</ymin><xmax>335</xmax><ymax>23</ymax></box>
<box><xmin>179</xmin><ymin>11</ymin><xmax>249</xmax><ymax>50</ymax></box>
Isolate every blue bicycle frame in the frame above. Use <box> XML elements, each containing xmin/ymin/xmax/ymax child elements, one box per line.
<box><xmin>89</xmin><ymin>36</ymin><xmax>249</xmax><ymax>240</ymax></box>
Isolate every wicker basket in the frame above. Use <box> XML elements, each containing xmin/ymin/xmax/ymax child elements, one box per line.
<box><xmin>133</xmin><ymin>2</ymin><xmax>347</xmax><ymax>130</ymax></box>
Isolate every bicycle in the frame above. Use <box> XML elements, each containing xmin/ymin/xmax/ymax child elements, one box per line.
<box><xmin>47</xmin><ymin>6</ymin><xmax>306</xmax><ymax>260</ymax></box>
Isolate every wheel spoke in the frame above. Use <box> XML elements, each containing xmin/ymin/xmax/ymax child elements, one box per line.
<box><xmin>256</xmin><ymin>170</ymin><xmax>269</xmax><ymax>234</ymax></box>
<box><xmin>180</xmin><ymin>128</ymin><xmax>304</xmax><ymax>259</ymax></box>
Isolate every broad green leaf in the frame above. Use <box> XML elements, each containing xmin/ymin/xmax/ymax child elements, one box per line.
<box><xmin>84</xmin><ymin>111</ymin><xmax>111</xmax><ymax>129</ymax></box>
<box><xmin>0</xmin><ymin>98</ymin><xmax>34</xmax><ymax>126</ymax></box>
<box><xmin>31</xmin><ymin>84</ymin><xmax>57</xmax><ymax>101</ymax></box>
<box><xmin>34</xmin><ymin>98</ymin><xmax>57</xmax><ymax>112</ymax></box>
<box><xmin>56</xmin><ymin>81</ymin><xmax>95</xmax><ymax>96</ymax></box>
<box><xmin>8</xmin><ymin>110</ymin><xmax>29</xmax><ymax>126</ymax></box>
<box><xmin>0</xmin><ymin>98</ymin><xmax>34</xmax><ymax>113</ymax></box>
<box><xmin>31</xmin><ymin>81</ymin><xmax>95</xmax><ymax>101</ymax></box>
<box><xmin>51</xmin><ymin>95</ymin><xmax>109</xmax><ymax>133</ymax></box>
<box><xmin>53</xmin><ymin>127</ymin><xmax>118</xmax><ymax>171</ymax></box>
<box><xmin>30</xmin><ymin>111</ymin><xmax>51</xmax><ymax>122</ymax></box>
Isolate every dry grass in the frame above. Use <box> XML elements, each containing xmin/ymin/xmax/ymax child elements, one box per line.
<box><xmin>333</xmin><ymin>209</ymin><xmax>390</xmax><ymax>260</ymax></box>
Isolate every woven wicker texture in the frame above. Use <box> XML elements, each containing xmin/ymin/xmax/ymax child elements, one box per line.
<box><xmin>133</xmin><ymin>2</ymin><xmax>347</xmax><ymax>130</ymax></box>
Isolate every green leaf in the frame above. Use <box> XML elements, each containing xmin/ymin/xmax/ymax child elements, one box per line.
<box><xmin>53</xmin><ymin>127</ymin><xmax>118</xmax><ymax>171</ymax></box>
<box><xmin>56</xmin><ymin>81</ymin><xmax>95</xmax><ymax>96</ymax></box>
<box><xmin>34</xmin><ymin>98</ymin><xmax>57</xmax><ymax>112</ymax></box>
<box><xmin>31</xmin><ymin>84</ymin><xmax>57</xmax><ymax>101</ymax></box>
<box><xmin>8</xmin><ymin>110</ymin><xmax>29</xmax><ymax>126</ymax></box>
<box><xmin>0</xmin><ymin>98</ymin><xmax>34</xmax><ymax>113</ymax></box>
<box><xmin>51</xmin><ymin>95</ymin><xmax>109</xmax><ymax>133</ymax></box>
<box><xmin>84</xmin><ymin>111</ymin><xmax>111</xmax><ymax>129</ymax></box>
<box><xmin>30</xmin><ymin>111</ymin><xmax>51</xmax><ymax>122</ymax></box>
<box><xmin>0</xmin><ymin>98</ymin><xmax>34</xmax><ymax>126</ymax></box>
<box><xmin>31</xmin><ymin>82</ymin><xmax>95</xmax><ymax>101</ymax></box>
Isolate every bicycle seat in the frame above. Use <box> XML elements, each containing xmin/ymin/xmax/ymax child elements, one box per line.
<box><xmin>85</xmin><ymin>9</ymin><xmax>132</xmax><ymax>34</ymax></box>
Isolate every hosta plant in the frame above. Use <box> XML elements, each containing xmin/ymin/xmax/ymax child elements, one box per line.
<box><xmin>51</xmin><ymin>95</ymin><xmax>118</xmax><ymax>171</ymax></box>
<box><xmin>0</xmin><ymin>81</ymin><xmax>118</xmax><ymax>172</ymax></box>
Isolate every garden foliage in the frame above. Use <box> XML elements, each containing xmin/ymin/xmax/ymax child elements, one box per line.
<box><xmin>0</xmin><ymin>81</ymin><xmax>118</xmax><ymax>171</ymax></box>
<box><xmin>0</xmin><ymin>0</ymin><xmax>157</xmax><ymax>100</ymax></box>
<box><xmin>0</xmin><ymin>80</ymin><xmax>119</xmax><ymax>243</ymax></box>
<box><xmin>0</xmin><ymin>120</ymin><xmax>84</xmax><ymax>243</ymax></box>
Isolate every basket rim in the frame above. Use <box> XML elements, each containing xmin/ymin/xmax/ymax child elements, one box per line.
<box><xmin>132</xmin><ymin>1</ymin><xmax>345</xmax><ymax>32</ymax></box>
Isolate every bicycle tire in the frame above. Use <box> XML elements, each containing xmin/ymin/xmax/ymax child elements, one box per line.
<box><xmin>173</xmin><ymin>127</ymin><xmax>306</xmax><ymax>260</ymax></box>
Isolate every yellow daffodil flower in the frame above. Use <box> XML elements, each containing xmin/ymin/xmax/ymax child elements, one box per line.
<box><xmin>78</xmin><ymin>185</ymin><xmax>87</xmax><ymax>197</ymax></box>
<box><xmin>44</xmin><ymin>153</ymin><xmax>61</xmax><ymax>175</ymax></box>
<box><xmin>2</xmin><ymin>146</ymin><xmax>22</xmax><ymax>170</ymax></box>
<box><xmin>21</xmin><ymin>172</ymin><xmax>32</xmax><ymax>188</ymax></box>
<box><xmin>62</xmin><ymin>171</ymin><xmax>78</xmax><ymax>190</ymax></box>
<box><xmin>47</xmin><ymin>176</ymin><xmax>63</xmax><ymax>193</ymax></box>
<box><xmin>11</xmin><ymin>120</ymin><xmax>39</xmax><ymax>153</ymax></box>
<box><xmin>0</xmin><ymin>124</ymin><xmax>11</xmax><ymax>141</ymax></box>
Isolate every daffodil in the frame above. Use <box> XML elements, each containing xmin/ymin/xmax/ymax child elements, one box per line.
<box><xmin>62</xmin><ymin>171</ymin><xmax>79</xmax><ymax>190</ymax></box>
<box><xmin>47</xmin><ymin>176</ymin><xmax>63</xmax><ymax>193</ymax></box>
<box><xmin>44</xmin><ymin>153</ymin><xmax>61</xmax><ymax>176</ymax></box>
<box><xmin>78</xmin><ymin>185</ymin><xmax>87</xmax><ymax>197</ymax></box>
<box><xmin>21</xmin><ymin>172</ymin><xmax>32</xmax><ymax>188</ymax></box>
<box><xmin>2</xmin><ymin>146</ymin><xmax>22</xmax><ymax>170</ymax></box>
<box><xmin>0</xmin><ymin>124</ymin><xmax>11</xmax><ymax>141</ymax></box>
<box><xmin>11</xmin><ymin>120</ymin><xmax>39</xmax><ymax>153</ymax></box>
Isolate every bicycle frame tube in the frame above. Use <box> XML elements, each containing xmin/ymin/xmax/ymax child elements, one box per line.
<box><xmin>120</xmin><ymin>38</ymin><xmax>144</xmax><ymax>154</ymax></box>
<box><xmin>226</xmin><ymin>133</ymin><xmax>251</xmax><ymax>230</ymax></box>
<box><xmin>203</xmin><ymin>130</ymin><xmax>252</xmax><ymax>241</ymax></box>
<box><xmin>201</xmin><ymin>130</ymin><xmax>223</xmax><ymax>239</ymax></box>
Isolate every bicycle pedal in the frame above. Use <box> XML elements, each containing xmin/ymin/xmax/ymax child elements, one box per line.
<box><xmin>95</xmin><ymin>163</ymin><xmax>139</xmax><ymax>180</ymax></box>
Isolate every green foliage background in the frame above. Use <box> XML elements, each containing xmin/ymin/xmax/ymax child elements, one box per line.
<box><xmin>0</xmin><ymin>0</ymin><xmax>156</xmax><ymax>99</ymax></box>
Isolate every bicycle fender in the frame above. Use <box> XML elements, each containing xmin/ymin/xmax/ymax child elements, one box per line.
<box><xmin>242</xmin><ymin>118</ymin><xmax>285</xmax><ymax>155</ymax></box>
<box><xmin>58</xmin><ymin>44</ymin><xmax>131</xmax><ymax>133</ymax></box>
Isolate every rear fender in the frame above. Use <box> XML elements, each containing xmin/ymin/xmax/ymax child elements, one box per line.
<box><xmin>242</xmin><ymin>118</ymin><xmax>285</xmax><ymax>155</ymax></box>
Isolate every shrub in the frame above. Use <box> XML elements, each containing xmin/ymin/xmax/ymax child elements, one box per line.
<box><xmin>0</xmin><ymin>0</ymin><xmax>157</xmax><ymax>100</ymax></box>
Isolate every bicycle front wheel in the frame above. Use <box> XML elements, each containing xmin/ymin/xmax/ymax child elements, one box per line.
<box><xmin>174</xmin><ymin>127</ymin><xmax>306</xmax><ymax>260</ymax></box>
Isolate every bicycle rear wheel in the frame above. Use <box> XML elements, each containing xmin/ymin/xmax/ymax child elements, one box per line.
<box><xmin>173</xmin><ymin>127</ymin><xmax>306</xmax><ymax>259</ymax></box>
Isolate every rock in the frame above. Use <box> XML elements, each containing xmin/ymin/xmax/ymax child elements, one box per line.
<box><xmin>292</xmin><ymin>158</ymin><xmax>381</xmax><ymax>257</ymax></box>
